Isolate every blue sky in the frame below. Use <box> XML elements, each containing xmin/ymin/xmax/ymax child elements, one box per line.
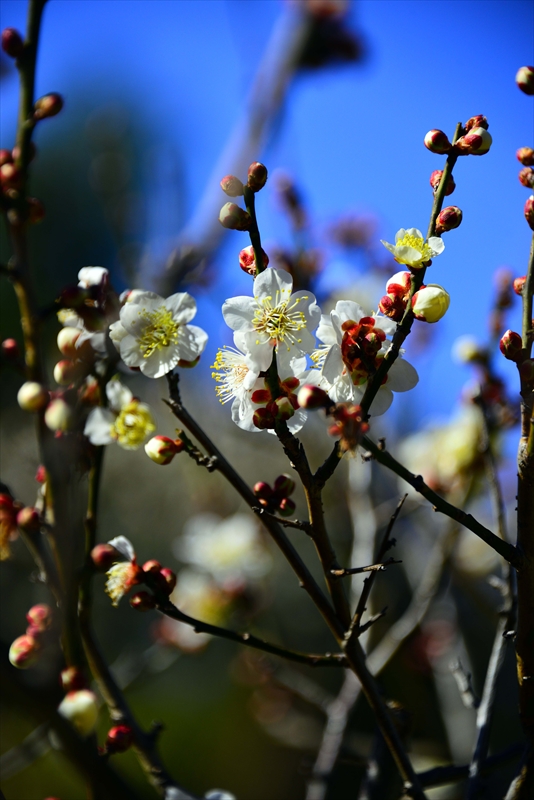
<box><xmin>1</xmin><ymin>0</ymin><xmax>533</xmax><ymax>423</ymax></box>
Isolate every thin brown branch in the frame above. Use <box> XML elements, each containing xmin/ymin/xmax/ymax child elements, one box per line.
<box><xmin>330</xmin><ymin>557</ymin><xmax>401</xmax><ymax>578</ymax></box>
<box><xmin>361</xmin><ymin>434</ymin><xmax>521</xmax><ymax>568</ymax></box>
<box><xmin>253</xmin><ymin>506</ymin><xmax>312</xmax><ymax>534</ymax></box>
<box><xmin>418</xmin><ymin>743</ymin><xmax>523</xmax><ymax>789</ymax></box>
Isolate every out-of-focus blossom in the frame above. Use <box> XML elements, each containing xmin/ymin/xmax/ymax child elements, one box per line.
<box><xmin>175</xmin><ymin>512</ymin><xmax>271</xmax><ymax>587</ymax></box>
<box><xmin>104</xmin><ymin>536</ymin><xmax>142</xmax><ymax>606</ymax></box>
<box><xmin>84</xmin><ymin>378</ymin><xmax>155</xmax><ymax>449</ymax></box>
<box><xmin>110</xmin><ymin>291</ymin><xmax>207</xmax><ymax>378</ymax></box>
<box><xmin>0</xmin><ymin>493</ymin><xmax>22</xmax><ymax>560</ymax></box>
<box><xmin>381</xmin><ymin>228</ymin><xmax>444</xmax><ymax>270</ymax></box>
<box><xmin>58</xmin><ymin>690</ymin><xmax>99</xmax><ymax>736</ymax></box>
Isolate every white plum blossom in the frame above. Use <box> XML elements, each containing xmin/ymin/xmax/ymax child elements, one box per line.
<box><xmin>84</xmin><ymin>378</ymin><xmax>155</xmax><ymax>449</ymax></box>
<box><xmin>221</xmin><ymin>267</ymin><xmax>320</xmax><ymax>372</ymax></box>
<box><xmin>175</xmin><ymin>512</ymin><xmax>272</xmax><ymax>586</ymax></box>
<box><xmin>211</xmin><ymin>333</ymin><xmax>311</xmax><ymax>434</ymax></box>
<box><xmin>104</xmin><ymin>536</ymin><xmax>141</xmax><ymax>606</ymax></box>
<box><xmin>380</xmin><ymin>227</ymin><xmax>444</xmax><ymax>270</ymax></box>
<box><xmin>77</xmin><ymin>266</ymin><xmax>109</xmax><ymax>289</ymax></box>
<box><xmin>312</xmin><ymin>300</ymin><xmax>418</xmax><ymax>416</ymax></box>
<box><xmin>110</xmin><ymin>291</ymin><xmax>208</xmax><ymax>378</ymax></box>
<box><xmin>58</xmin><ymin>690</ymin><xmax>99</xmax><ymax>737</ymax></box>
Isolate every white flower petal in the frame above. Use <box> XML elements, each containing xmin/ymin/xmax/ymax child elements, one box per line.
<box><xmin>368</xmin><ymin>386</ymin><xmax>393</xmax><ymax>416</ymax></box>
<box><xmin>322</xmin><ymin>345</ymin><xmax>344</xmax><ymax>385</ymax></box>
<box><xmin>395</xmin><ymin>245</ymin><xmax>422</xmax><ymax>264</ymax></box>
<box><xmin>242</xmin><ymin>332</ymin><xmax>275</xmax><ymax>371</ymax></box>
<box><xmin>222</xmin><ymin>296</ymin><xmax>257</xmax><ymax>332</ymax></box>
<box><xmin>107</xmin><ymin>535</ymin><xmax>135</xmax><ymax>561</ymax></box>
<box><xmin>405</xmin><ymin>228</ymin><xmax>423</xmax><ymax>239</ymax></box>
<box><xmin>428</xmin><ymin>236</ymin><xmax>445</xmax><ymax>255</ymax></box>
<box><xmin>253</xmin><ymin>267</ymin><xmax>293</xmax><ymax>303</ymax></box>
<box><xmin>381</xmin><ymin>240</ymin><xmax>397</xmax><ymax>255</ymax></box>
<box><xmin>386</xmin><ymin>359</ymin><xmax>419</xmax><ymax>392</ymax></box>
<box><xmin>335</xmin><ymin>300</ymin><xmax>367</xmax><ymax>324</ymax></box>
<box><xmin>139</xmin><ymin>346</ymin><xmax>181</xmax><ymax>378</ymax></box>
<box><xmin>109</xmin><ymin>320</ymin><xmax>128</xmax><ymax>350</ymax></box>
<box><xmin>84</xmin><ymin>407</ymin><xmax>115</xmax><ymax>445</ymax></box>
<box><xmin>394</xmin><ymin>229</ymin><xmax>407</xmax><ymax>243</ymax></box>
<box><xmin>373</xmin><ymin>315</ymin><xmax>397</xmax><ymax>336</ymax></box>
<box><xmin>165</xmin><ymin>292</ymin><xmax>197</xmax><ymax>324</ymax></box>
<box><xmin>119</xmin><ymin>334</ymin><xmax>146</xmax><ymax>368</ymax></box>
<box><xmin>180</xmin><ymin>324</ymin><xmax>208</xmax><ymax>359</ymax></box>
<box><xmin>316</xmin><ymin>315</ymin><xmax>338</xmax><ymax>346</ymax></box>
<box><xmin>106</xmin><ymin>379</ymin><xmax>133</xmax><ymax>411</ymax></box>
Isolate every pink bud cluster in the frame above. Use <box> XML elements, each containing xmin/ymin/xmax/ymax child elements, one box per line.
<box><xmin>9</xmin><ymin>604</ymin><xmax>53</xmax><ymax>669</ymax></box>
<box><xmin>378</xmin><ymin>271</ymin><xmax>413</xmax><ymax>322</ymax></box>
<box><xmin>516</xmin><ymin>66</ymin><xmax>534</xmax><ymax>96</ymax></box>
<box><xmin>251</xmin><ymin>377</ymin><xmax>301</xmax><ymax>430</ymax></box>
<box><xmin>429</xmin><ymin>170</ymin><xmax>455</xmax><ymax>196</ymax></box>
<box><xmin>253</xmin><ymin>474</ymin><xmax>297</xmax><ymax>517</ymax></box>
<box><xmin>295</xmin><ymin>385</ymin><xmax>368</xmax><ymax>452</ymax></box>
<box><xmin>424</xmin><ymin>116</ymin><xmax>492</xmax><ymax>159</ymax></box>
<box><xmin>129</xmin><ymin>560</ymin><xmax>177</xmax><ymax>610</ymax></box>
<box><xmin>218</xmin><ymin>162</ymin><xmax>268</xmax><ymax>231</ymax></box>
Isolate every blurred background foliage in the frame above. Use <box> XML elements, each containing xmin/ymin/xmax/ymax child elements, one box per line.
<box><xmin>0</xmin><ymin>1</ymin><xmax>532</xmax><ymax>798</ymax></box>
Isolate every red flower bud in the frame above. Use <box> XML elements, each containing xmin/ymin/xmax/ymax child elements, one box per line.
<box><xmin>144</xmin><ymin>435</ymin><xmax>181</xmax><ymax>465</ymax></box>
<box><xmin>247</xmin><ymin>161</ymin><xmax>268</xmax><ymax>192</ymax></box>
<box><xmin>26</xmin><ymin>604</ymin><xmax>52</xmax><ymax>632</ymax></box>
<box><xmin>160</xmin><ymin>568</ymin><xmax>177</xmax><ymax>594</ymax></box>
<box><xmin>296</xmin><ymin>384</ymin><xmax>330</xmax><ymax>409</ymax></box>
<box><xmin>1</xmin><ymin>338</ymin><xmax>19</xmax><ymax>360</ymax></box>
<box><xmin>278</xmin><ymin>497</ymin><xmax>296</xmax><ymax>517</ymax></box>
<box><xmin>514</xmin><ymin>276</ymin><xmax>526</xmax><ymax>296</ymax></box>
<box><xmin>9</xmin><ymin>634</ymin><xmax>40</xmax><ymax>668</ymax></box>
<box><xmin>90</xmin><ymin>543</ymin><xmax>119</xmax><ymax>572</ymax></box>
<box><xmin>435</xmin><ymin>206</ymin><xmax>463</xmax><ymax>235</ymax></box>
<box><xmin>1</xmin><ymin>28</ymin><xmax>24</xmax><ymax>58</ymax></box>
<box><xmin>53</xmin><ymin>359</ymin><xmax>87</xmax><ymax>386</ymax></box>
<box><xmin>220</xmin><ymin>175</ymin><xmax>244</xmax><ymax>197</ymax></box>
<box><xmin>253</xmin><ymin>407</ymin><xmax>275</xmax><ymax>430</ymax></box>
<box><xmin>525</xmin><ymin>196</ymin><xmax>534</xmax><ymax>231</ymax></box>
<box><xmin>424</xmin><ymin>129</ymin><xmax>451</xmax><ymax>154</ymax></box>
<box><xmin>129</xmin><ymin>591</ymin><xmax>156</xmax><ymax>611</ymax></box>
<box><xmin>0</xmin><ymin>162</ymin><xmax>22</xmax><ymax>188</ymax></box>
<box><xmin>17</xmin><ymin>381</ymin><xmax>49</xmax><ymax>412</ymax></box>
<box><xmin>61</xmin><ymin>666</ymin><xmax>87</xmax><ymax>692</ymax></box>
<box><xmin>251</xmin><ymin>389</ymin><xmax>271</xmax><ymax>404</ymax></box>
<box><xmin>517</xmin><ymin>147</ymin><xmax>534</xmax><ymax>167</ymax></box>
<box><xmin>516</xmin><ymin>66</ymin><xmax>534</xmax><ymax>96</ymax></box>
<box><xmin>239</xmin><ymin>245</ymin><xmax>269</xmax><ymax>276</ymax></box>
<box><xmin>253</xmin><ymin>481</ymin><xmax>273</xmax><ymax>500</ymax></box>
<box><xmin>271</xmin><ymin>396</ymin><xmax>295</xmax><ymax>421</ymax></box>
<box><xmin>499</xmin><ymin>330</ymin><xmax>523</xmax><ymax>362</ymax></box>
<box><xmin>16</xmin><ymin>507</ymin><xmax>41</xmax><ymax>532</ymax></box>
<box><xmin>455</xmin><ymin>128</ymin><xmax>492</xmax><ymax>155</ymax></box>
<box><xmin>35</xmin><ymin>465</ymin><xmax>47</xmax><ymax>483</ymax></box>
<box><xmin>519</xmin><ymin>167</ymin><xmax>534</xmax><ymax>189</ymax></box>
<box><xmin>0</xmin><ymin>149</ymin><xmax>13</xmax><ymax>166</ymax></box>
<box><xmin>378</xmin><ymin>294</ymin><xmax>405</xmax><ymax>321</ymax></box>
<box><xmin>142</xmin><ymin>559</ymin><xmax>162</xmax><ymax>574</ymax></box>
<box><xmin>34</xmin><ymin>93</ymin><xmax>64</xmax><ymax>120</ymax></box>
<box><xmin>106</xmin><ymin>724</ymin><xmax>133</xmax><ymax>753</ymax></box>
<box><xmin>219</xmin><ymin>202</ymin><xmax>251</xmax><ymax>231</ymax></box>
<box><xmin>273</xmin><ymin>474</ymin><xmax>296</xmax><ymax>497</ymax></box>
<box><xmin>429</xmin><ymin>169</ymin><xmax>455</xmax><ymax>195</ymax></box>
<box><xmin>464</xmin><ymin>115</ymin><xmax>489</xmax><ymax>131</ymax></box>
<box><xmin>519</xmin><ymin>358</ymin><xmax>534</xmax><ymax>384</ymax></box>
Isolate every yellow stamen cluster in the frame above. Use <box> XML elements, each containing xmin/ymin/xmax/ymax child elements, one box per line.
<box><xmin>137</xmin><ymin>306</ymin><xmax>179</xmax><ymax>358</ymax></box>
<box><xmin>396</xmin><ymin>233</ymin><xmax>433</xmax><ymax>263</ymax></box>
<box><xmin>105</xmin><ymin>562</ymin><xmax>137</xmax><ymax>606</ymax></box>
<box><xmin>211</xmin><ymin>347</ymin><xmax>250</xmax><ymax>404</ymax></box>
<box><xmin>252</xmin><ymin>293</ymin><xmax>308</xmax><ymax>350</ymax></box>
<box><xmin>110</xmin><ymin>400</ymin><xmax>155</xmax><ymax>449</ymax></box>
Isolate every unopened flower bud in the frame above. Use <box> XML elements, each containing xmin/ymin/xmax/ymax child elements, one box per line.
<box><xmin>273</xmin><ymin>474</ymin><xmax>296</xmax><ymax>497</ymax></box>
<box><xmin>247</xmin><ymin>162</ymin><xmax>268</xmax><ymax>192</ymax></box>
<box><xmin>412</xmin><ymin>284</ymin><xmax>450</xmax><ymax>323</ymax></box>
<box><xmin>129</xmin><ymin>591</ymin><xmax>156</xmax><ymax>611</ymax></box>
<box><xmin>58</xmin><ymin>690</ymin><xmax>98</xmax><ymax>736</ymax></box>
<box><xmin>44</xmin><ymin>398</ymin><xmax>74</xmax><ymax>432</ymax></box>
<box><xmin>253</xmin><ymin>407</ymin><xmax>275</xmax><ymax>430</ymax></box>
<box><xmin>278</xmin><ymin>497</ymin><xmax>296</xmax><ymax>517</ymax></box>
<box><xmin>516</xmin><ymin>66</ymin><xmax>534</xmax><ymax>95</ymax></box>
<box><xmin>53</xmin><ymin>359</ymin><xmax>86</xmax><ymax>386</ymax></box>
<box><xmin>1</xmin><ymin>27</ymin><xmax>24</xmax><ymax>58</ymax></box>
<box><xmin>514</xmin><ymin>276</ymin><xmax>526</xmax><ymax>296</ymax></box>
<box><xmin>296</xmin><ymin>384</ymin><xmax>330</xmax><ymax>410</ymax></box>
<box><xmin>517</xmin><ymin>147</ymin><xmax>534</xmax><ymax>166</ymax></box>
<box><xmin>435</xmin><ymin>206</ymin><xmax>463</xmax><ymax>234</ymax></box>
<box><xmin>144</xmin><ymin>435</ymin><xmax>181</xmax><ymax>465</ymax></box>
<box><xmin>219</xmin><ymin>202</ymin><xmax>251</xmax><ymax>231</ymax></box>
<box><xmin>57</xmin><ymin>327</ymin><xmax>83</xmax><ymax>358</ymax></box>
<box><xmin>16</xmin><ymin>507</ymin><xmax>40</xmax><ymax>532</ymax></box>
<box><xmin>499</xmin><ymin>330</ymin><xmax>523</xmax><ymax>361</ymax></box>
<box><xmin>378</xmin><ymin>294</ymin><xmax>405</xmax><ymax>321</ymax></box>
<box><xmin>519</xmin><ymin>167</ymin><xmax>534</xmax><ymax>189</ymax></box>
<box><xmin>142</xmin><ymin>559</ymin><xmax>162</xmax><ymax>574</ymax></box>
<box><xmin>61</xmin><ymin>667</ymin><xmax>87</xmax><ymax>692</ymax></box>
<box><xmin>525</xmin><ymin>195</ymin><xmax>534</xmax><ymax>230</ymax></box>
<box><xmin>519</xmin><ymin>358</ymin><xmax>534</xmax><ymax>383</ymax></box>
<box><xmin>106</xmin><ymin>724</ymin><xmax>133</xmax><ymax>753</ymax></box>
<box><xmin>0</xmin><ymin>162</ymin><xmax>21</xmax><ymax>187</ymax></box>
<box><xmin>9</xmin><ymin>634</ymin><xmax>39</xmax><ymax>669</ymax></box>
<box><xmin>0</xmin><ymin>149</ymin><xmax>13</xmax><ymax>166</ymax></box>
<box><xmin>239</xmin><ymin>245</ymin><xmax>269</xmax><ymax>276</ymax></box>
<box><xmin>160</xmin><ymin>568</ymin><xmax>177</xmax><ymax>594</ymax></box>
<box><xmin>464</xmin><ymin>115</ymin><xmax>489</xmax><ymax>131</ymax></box>
<box><xmin>34</xmin><ymin>93</ymin><xmax>64</xmax><ymax>120</ymax></box>
<box><xmin>91</xmin><ymin>543</ymin><xmax>119</xmax><ymax>572</ymax></box>
<box><xmin>26</xmin><ymin>197</ymin><xmax>45</xmax><ymax>224</ymax></box>
<box><xmin>220</xmin><ymin>175</ymin><xmax>244</xmax><ymax>197</ymax></box>
<box><xmin>2</xmin><ymin>338</ymin><xmax>19</xmax><ymax>360</ymax></box>
<box><xmin>17</xmin><ymin>381</ymin><xmax>49</xmax><ymax>412</ymax></box>
<box><xmin>424</xmin><ymin>129</ymin><xmax>451</xmax><ymax>154</ymax></box>
<box><xmin>271</xmin><ymin>396</ymin><xmax>295</xmax><ymax>421</ymax></box>
<box><xmin>26</xmin><ymin>604</ymin><xmax>52</xmax><ymax>632</ymax></box>
<box><xmin>429</xmin><ymin>169</ymin><xmax>455</xmax><ymax>195</ymax></box>
<box><xmin>253</xmin><ymin>481</ymin><xmax>273</xmax><ymax>500</ymax></box>
<box><xmin>455</xmin><ymin>128</ymin><xmax>492</xmax><ymax>155</ymax></box>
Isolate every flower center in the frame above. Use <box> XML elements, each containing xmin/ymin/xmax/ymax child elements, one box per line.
<box><xmin>340</xmin><ymin>318</ymin><xmax>386</xmax><ymax>386</ymax></box>
<box><xmin>252</xmin><ymin>293</ymin><xmax>308</xmax><ymax>350</ymax></box>
<box><xmin>211</xmin><ymin>348</ymin><xmax>250</xmax><ymax>404</ymax></box>
<box><xmin>137</xmin><ymin>306</ymin><xmax>179</xmax><ymax>358</ymax></box>
<box><xmin>396</xmin><ymin>233</ymin><xmax>433</xmax><ymax>262</ymax></box>
<box><xmin>111</xmin><ymin>400</ymin><xmax>155</xmax><ymax>449</ymax></box>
